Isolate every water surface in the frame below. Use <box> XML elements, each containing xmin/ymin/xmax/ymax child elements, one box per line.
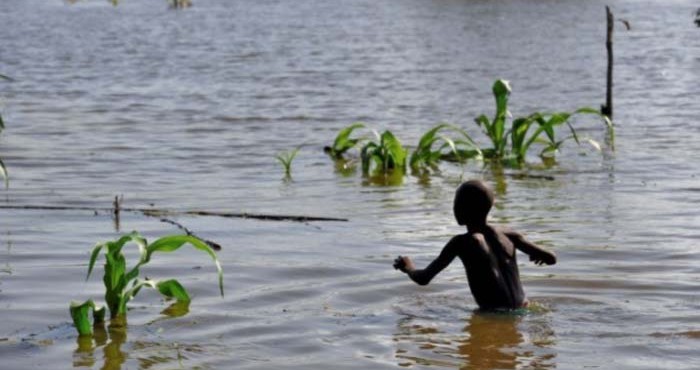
<box><xmin>1</xmin><ymin>0</ymin><xmax>699</xmax><ymax>369</ymax></box>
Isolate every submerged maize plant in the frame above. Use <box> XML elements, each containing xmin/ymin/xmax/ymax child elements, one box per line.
<box><xmin>409</xmin><ymin>123</ymin><xmax>482</xmax><ymax>172</ymax></box>
<box><xmin>361</xmin><ymin>129</ymin><xmax>407</xmax><ymax>175</ymax></box>
<box><xmin>324</xmin><ymin>122</ymin><xmax>367</xmax><ymax>160</ymax></box>
<box><xmin>475</xmin><ymin>79</ymin><xmax>613</xmax><ymax>165</ymax></box>
<box><xmin>275</xmin><ymin>147</ymin><xmax>300</xmax><ymax>177</ymax></box>
<box><xmin>325</xmin><ymin>79</ymin><xmax>614</xmax><ymax>183</ymax></box>
<box><xmin>70</xmin><ymin>232</ymin><xmax>223</xmax><ymax>336</ymax></box>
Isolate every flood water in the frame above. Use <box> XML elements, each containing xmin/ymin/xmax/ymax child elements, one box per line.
<box><xmin>1</xmin><ymin>0</ymin><xmax>699</xmax><ymax>369</ymax></box>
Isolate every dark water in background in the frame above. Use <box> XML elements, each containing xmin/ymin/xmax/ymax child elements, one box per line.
<box><xmin>1</xmin><ymin>0</ymin><xmax>699</xmax><ymax>369</ymax></box>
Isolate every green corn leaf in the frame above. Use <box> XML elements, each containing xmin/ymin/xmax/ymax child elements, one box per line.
<box><xmin>156</xmin><ymin>279</ymin><xmax>191</xmax><ymax>302</ymax></box>
<box><xmin>475</xmin><ymin>114</ymin><xmax>491</xmax><ymax>131</ymax></box>
<box><xmin>275</xmin><ymin>147</ymin><xmax>300</xmax><ymax>176</ymax></box>
<box><xmin>0</xmin><ymin>74</ymin><xmax>11</xmax><ymax>81</ymax></box>
<box><xmin>69</xmin><ymin>299</ymin><xmax>106</xmax><ymax>336</ymax></box>
<box><xmin>360</xmin><ymin>141</ymin><xmax>378</xmax><ymax>174</ymax></box>
<box><xmin>331</xmin><ymin>123</ymin><xmax>366</xmax><ymax>157</ymax></box>
<box><xmin>146</xmin><ymin>235</ymin><xmax>224</xmax><ymax>297</ymax></box>
<box><xmin>381</xmin><ymin>130</ymin><xmax>407</xmax><ymax>171</ymax></box>
<box><xmin>86</xmin><ymin>242</ymin><xmax>107</xmax><ymax>281</ymax></box>
<box><xmin>122</xmin><ymin>278</ymin><xmax>191</xmax><ymax>304</ymax></box>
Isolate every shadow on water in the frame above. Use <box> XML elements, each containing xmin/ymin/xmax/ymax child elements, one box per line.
<box><xmin>394</xmin><ymin>310</ymin><xmax>556</xmax><ymax>370</ymax></box>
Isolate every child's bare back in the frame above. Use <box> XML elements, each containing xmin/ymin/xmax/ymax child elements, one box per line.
<box><xmin>394</xmin><ymin>180</ymin><xmax>556</xmax><ymax>311</ymax></box>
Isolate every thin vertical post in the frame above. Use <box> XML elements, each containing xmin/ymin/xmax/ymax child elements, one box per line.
<box><xmin>602</xmin><ymin>6</ymin><xmax>614</xmax><ymax>119</ymax></box>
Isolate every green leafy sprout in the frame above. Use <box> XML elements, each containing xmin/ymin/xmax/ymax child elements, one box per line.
<box><xmin>70</xmin><ymin>232</ymin><xmax>224</xmax><ymax>336</ymax></box>
<box><xmin>474</xmin><ymin>79</ymin><xmax>613</xmax><ymax>165</ymax></box>
<box><xmin>321</xmin><ymin>79</ymin><xmax>613</xmax><ymax>183</ymax></box>
<box><xmin>323</xmin><ymin>122</ymin><xmax>367</xmax><ymax>160</ymax></box>
<box><xmin>360</xmin><ymin>129</ymin><xmax>407</xmax><ymax>175</ymax></box>
<box><xmin>275</xmin><ymin>146</ymin><xmax>301</xmax><ymax>177</ymax></box>
<box><xmin>409</xmin><ymin>123</ymin><xmax>482</xmax><ymax>172</ymax></box>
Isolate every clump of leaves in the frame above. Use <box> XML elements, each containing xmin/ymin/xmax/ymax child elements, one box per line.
<box><xmin>361</xmin><ymin>129</ymin><xmax>407</xmax><ymax>175</ymax></box>
<box><xmin>275</xmin><ymin>147</ymin><xmax>300</xmax><ymax>177</ymax></box>
<box><xmin>409</xmin><ymin>123</ymin><xmax>482</xmax><ymax>172</ymax></box>
<box><xmin>475</xmin><ymin>79</ymin><xmax>613</xmax><ymax>165</ymax></box>
<box><xmin>70</xmin><ymin>232</ymin><xmax>223</xmax><ymax>336</ymax></box>
<box><xmin>324</xmin><ymin>123</ymin><xmax>366</xmax><ymax>160</ymax></box>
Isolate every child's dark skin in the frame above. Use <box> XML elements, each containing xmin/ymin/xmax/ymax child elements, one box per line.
<box><xmin>393</xmin><ymin>180</ymin><xmax>556</xmax><ymax>310</ymax></box>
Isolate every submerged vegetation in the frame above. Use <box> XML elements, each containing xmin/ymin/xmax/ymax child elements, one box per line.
<box><xmin>361</xmin><ymin>129</ymin><xmax>407</xmax><ymax>175</ymax></box>
<box><xmin>324</xmin><ymin>79</ymin><xmax>613</xmax><ymax>184</ymax></box>
<box><xmin>473</xmin><ymin>80</ymin><xmax>613</xmax><ymax>165</ymax></box>
<box><xmin>275</xmin><ymin>147</ymin><xmax>301</xmax><ymax>178</ymax></box>
<box><xmin>70</xmin><ymin>232</ymin><xmax>223</xmax><ymax>336</ymax></box>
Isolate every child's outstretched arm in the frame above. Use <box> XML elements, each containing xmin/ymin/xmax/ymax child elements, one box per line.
<box><xmin>393</xmin><ymin>236</ymin><xmax>460</xmax><ymax>285</ymax></box>
<box><xmin>504</xmin><ymin>229</ymin><xmax>556</xmax><ymax>266</ymax></box>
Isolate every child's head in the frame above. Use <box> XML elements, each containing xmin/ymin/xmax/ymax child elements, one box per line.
<box><xmin>453</xmin><ymin>180</ymin><xmax>494</xmax><ymax>226</ymax></box>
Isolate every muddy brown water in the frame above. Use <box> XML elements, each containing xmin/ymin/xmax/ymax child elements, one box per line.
<box><xmin>1</xmin><ymin>0</ymin><xmax>699</xmax><ymax>369</ymax></box>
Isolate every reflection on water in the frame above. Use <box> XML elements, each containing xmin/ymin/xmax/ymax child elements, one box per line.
<box><xmin>73</xmin><ymin>302</ymin><xmax>193</xmax><ymax>369</ymax></box>
<box><xmin>395</xmin><ymin>310</ymin><xmax>555</xmax><ymax>369</ymax></box>
<box><xmin>74</xmin><ymin>318</ymin><xmax>126</xmax><ymax>369</ymax></box>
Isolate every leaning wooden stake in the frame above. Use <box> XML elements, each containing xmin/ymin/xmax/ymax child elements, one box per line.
<box><xmin>602</xmin><ymin>6</ymin><xmax>614</xmax><ymax>120</ymax></box>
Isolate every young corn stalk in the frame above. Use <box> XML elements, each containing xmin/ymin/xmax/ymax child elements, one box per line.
<box><xmin>275</xmin><ymin>147</ymin><xmax>301</xmax><ymax>178</ymax></box>
<box><xmin>409</xmin><ymin>123</ymin><xmax>482</xmax><ymax>172</ymax></box>
<box><xmin>70</xmin><ymin>232</ymin><xmax>223</xmax><ymax>336</ymax></box>
<box><xmin>361</xmin><ymin>130</ymin><xmax>407</xmax><ymax>175</ymax></box>
<box><xmin>324</xmin><ymin>122</ymin><xmax>367</xmax><ymax>160</ymax></box>
<box><xmin>475</xmin><ymin>79</ymin><xmax>613</xmax><ymax>166</ymax></box>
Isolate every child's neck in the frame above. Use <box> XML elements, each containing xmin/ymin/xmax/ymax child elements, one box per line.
<box><xmin>466</xmin><ymin>221</ymin><xmax>488</xmax><ymax>233</ymax></box>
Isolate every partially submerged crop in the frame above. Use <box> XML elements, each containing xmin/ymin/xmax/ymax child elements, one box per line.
<box><xmin>474</xmin><ymin>80</ymin><xmax>613</xmax><ymax>165</ymax></box>
<box><xmin>324</xmin><ymin>123</ymin><xmax>367</xmax><ymax>160</ymax></box>
<box><xmin>275</xmin><ymin>147</ymin><xmax>300</xmax><ymax>177</ymax></box>
<box><xmin>361</xmin><ymin>129</ymin><xmax>407</xmax><ymax>175</ymax></box>
<box><xmin>324</xmin><ymin>79</ymin><xmax>614</xmax><ymax>184</ymax></box>
<box><xmin>70</xmin><ymin>232</ymin><xmax>223</xmax><ymax>336</ymax></box>
<box><xmin>409</xmin><ymin>123</ymin><xmax>482</xmax><ymax>172</ymax></box>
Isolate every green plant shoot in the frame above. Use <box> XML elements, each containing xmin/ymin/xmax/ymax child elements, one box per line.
<box><xmin>474</xmin><ymin>79</ymin><xmax>512</xmax><ymax>158</ymax></box>
<box><xmin>275</xmin><ymin>147</ymin><xmax>300</xmax><ymax>177</ymax></box>
<box><xmin>361</xmin><ymin>129</ymin><xmax>407</xmax><ymax>175</ymax></box>
<box><xmin>69</xmin><ymin>299</ymin><xmax>106</xmax><ymax>336</ymax></box>
<box><xmin>324</xmin><ymin>123</ymin><xmax>367</xmax><ymax>159</ymax></box>
<box><xmin>475</xmin><ymin>79</ymin><xmax>613</xmax><ymax>165</ymax></box>
<box><xmin>70</xmin><ymin>232</ymin><xmax>223</xmax><ymax>336</ymax></box>
<box><xmin>410</xmin><ymin>123</ymin><xmax>482</xmax><ymax>171</ymax></box>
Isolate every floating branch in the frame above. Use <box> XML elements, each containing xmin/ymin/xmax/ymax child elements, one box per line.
<box><xmin>0</xmin><ymin>205</ymin><xmax>348</xmax><ymax>223</ymax></box>
<box><xmin>158</xmin><ymin>217</ymin><xmax>222</xmax><ymax>251</ymax></box>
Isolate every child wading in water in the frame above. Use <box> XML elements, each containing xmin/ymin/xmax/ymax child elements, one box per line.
<box><xmin>393</xmin><ymin>180</ymin><xmax>556</xmax><ymax>310</ymax></box>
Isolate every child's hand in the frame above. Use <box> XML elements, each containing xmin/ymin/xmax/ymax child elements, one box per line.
<box><xmin>393</xmin><ymin>255</ymin><xmax>414</xmax><ymax>273</ymax></box>
<box><xmin>530</xmin><ymin>250</ymin><xmax>556</xmax><ymax>266</ymax></box>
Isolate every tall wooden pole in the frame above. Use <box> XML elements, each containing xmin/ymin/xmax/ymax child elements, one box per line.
<box><xmin>602</xmin><ymin>6</ymin><xmax>614</xmax><ymax>119</ymax></box>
